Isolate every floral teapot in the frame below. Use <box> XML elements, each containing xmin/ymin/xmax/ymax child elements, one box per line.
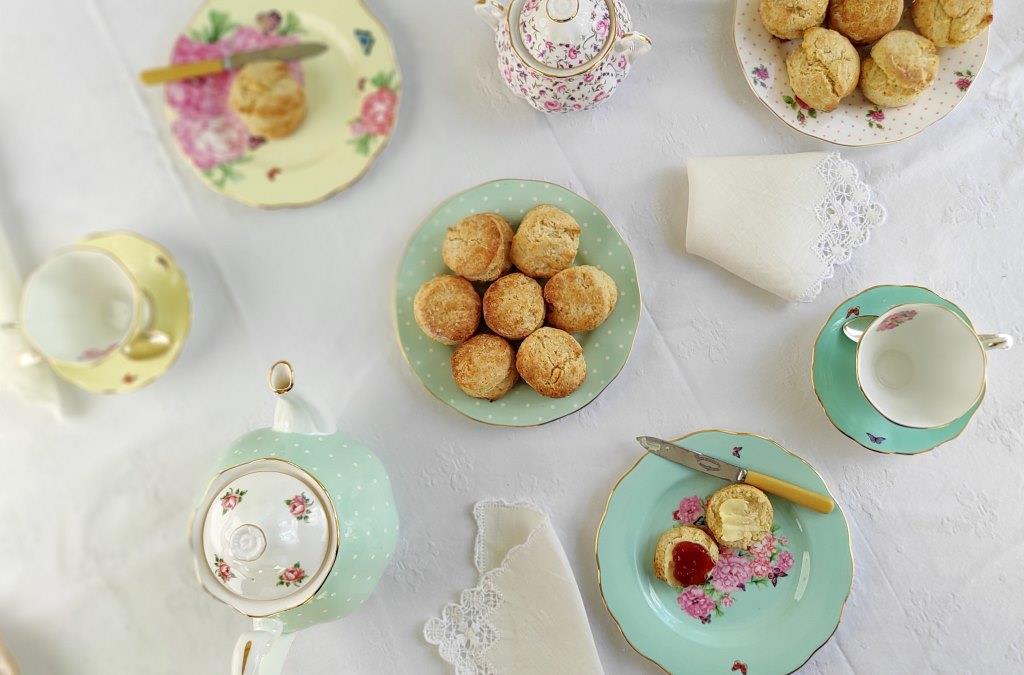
<box><xmin>475</xmin><ymin>0</ymin><xmax>652</xmax><ymax>112</ymax></box>
<box><xmin>190</xmin><ymin>361</ymin><xmax>398</xmax><ymax>675</ymax></box>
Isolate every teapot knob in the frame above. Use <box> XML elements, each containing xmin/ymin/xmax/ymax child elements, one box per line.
<box><xmin>474</xmin><ymin>0</ymin><xmax>506</xmax><ymax>31</ymax></box>
<box><xmin>268</xmin><ymin>360</ymin><xmax>294</xmax><ymax>395</ymax></box>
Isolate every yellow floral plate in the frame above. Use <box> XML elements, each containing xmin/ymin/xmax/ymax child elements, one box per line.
<box><xmin>51</xmin><ymin>232</ymin><xmax>192</xmax><ymax>394</ymax></box>
<box><xmin>166</xmin><ymin>0</ymin><xmax>400</xmax><ymax>207</ymax></box>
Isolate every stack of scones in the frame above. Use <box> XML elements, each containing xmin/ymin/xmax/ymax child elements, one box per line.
<box><xmin>413</xmin><ymin>205</ymin><xmax>619</xmax><ymax>401</ymax></box>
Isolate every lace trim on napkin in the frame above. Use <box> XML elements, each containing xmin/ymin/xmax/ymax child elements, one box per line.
<box><xmin>423</xmin><ymin>500</ymin><xmax>546</xmax><ymax>675</ymax></box>
<box><xmin>803</xmin><ymin>153</ymin><xmax>887</xmax><ymax>302</ymax></box>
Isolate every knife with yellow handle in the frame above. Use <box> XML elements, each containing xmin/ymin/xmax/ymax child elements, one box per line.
<box><xmin>637</xmin><ymin>436</ymin><xmax>835</xmax><ymax>514</ymax></box>
<box><xmin>139</xmin><ymin>42</ymin><xmax>328</xmax><ymax>85</ymax></box>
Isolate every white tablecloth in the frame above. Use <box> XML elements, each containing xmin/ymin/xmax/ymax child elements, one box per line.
<box><xmin>2</xmin><ymin>1</ymin><xmax>1023</xmax><ymax>673</ymax></box>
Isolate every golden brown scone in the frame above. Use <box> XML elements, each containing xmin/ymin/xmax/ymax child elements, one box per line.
<box><xmin>785</xmin><ymin>27</ymin><xmax>860</xmax><ymax>112</ymax></box>
<box><xmin>228</xmin><ymin>61</ymin><xmax>306</xmax><ymax>138</ymax></box>
<box><xmin>828</xmin><ymin>0</ymin><xmax>903</xmax><ymax>44</ymax></box>
<box><xmin>912</xmin><ymin>0</ymin><xmax>993</xmax><ymax>47</ymax></box>
<box><xmin>870</xmin><ymin>30</ymin><xmax>939</xmax><ymax>90</ymax></box>
<box><xmin>482</xmin><ymin>273</ymin><xmax>545</xmax><ymax>340</ymax></box>
<box><xmin>705</xmin><ymin>484</ymin><xmax>774</xmax><ymax>550</ymax></box>
<box><xmin>515</xmin><ymin>327</ymin><xmax>586</xmax><ymax>398</ymax></box>
<box><xmin>413</xmin><ymin>275</ymin><xmax>481</xmax><ymax>345</ymax></box>
<box><xmin>758</xmin><ymin>0</ymin><xmax>829</xmax><ymax>40</ymax></box>
<box><xmin>652</xmin><ymin>525</ymin><xmax>720</xmax><ymax>589</ymax></box>
<box><xmin>442</xmin><ymin>213</ymin><xmax>514</xmax><ymax>282</ymax></box>
<box><xmin>510</xmin><ymin>205</ymin><xmax>581</xmax><ymax>279</ymax></box>
<box><xmin>451</xmin><ymin>334</ymin><xmax>517</xmax><ymax>401</ymax></box>
<box><xmin>860</xmin><ymin>56</ymin><xmax>928</xmax><ymax>107</ymax></box>
<box><xmin>543</xmin><ymin>265</ymin><xmax>618</xmax><ymax>333</ymax></box>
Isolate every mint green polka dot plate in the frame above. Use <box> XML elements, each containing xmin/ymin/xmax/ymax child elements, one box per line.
<box><xmin>812</xmin><ymin>285</ymin><xmax>980</xmax><ymax>455</ymax></box>
<box><xmin>597</xmin><ymin>430</ymin><xmax>853</xmax><ymax>675</ymax></box>
<box><xmin>394</xmin><ymin>179</ymin><xmax>641</xmax><ymax>426</ymax></box>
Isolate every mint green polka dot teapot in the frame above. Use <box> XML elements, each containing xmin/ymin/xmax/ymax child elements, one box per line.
<box><xmin>190</xmin><ymin>361</ymin><xmax>399</xmax><ymax>675</ymax></box>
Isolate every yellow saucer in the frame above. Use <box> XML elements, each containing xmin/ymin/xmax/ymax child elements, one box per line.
<box><xmin>51</xmin><ymin>232</ymin><xmax>192</xmax><ymax>394</ymax></box>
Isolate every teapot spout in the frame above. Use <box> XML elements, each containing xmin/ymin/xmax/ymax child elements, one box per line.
<box><xmin>614</xmin><ymin>31</ymin><xmax>653</xmax><ymax>63</ymax></box>
<box><xmin>268</xmin><ymin>361</ymin><xmax>336</xmax><ymax>435</ymax></box>
<box><xmin>475</xmin><ymin>0</ymin><xmax>505</xmax><ymax>31</ymax></box>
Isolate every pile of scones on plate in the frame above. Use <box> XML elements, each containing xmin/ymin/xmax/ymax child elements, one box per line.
<box><xmin>413</xmin><ymin>205</ymin><xmax>619</xmax><ymax>401</ymax></box>
<box><xmin>759</xmin><ymin>0</ymin><xmax>993</xmax><ymax>111</ymax></box>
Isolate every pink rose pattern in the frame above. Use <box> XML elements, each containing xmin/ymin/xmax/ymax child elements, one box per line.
<box><xmin>349</xmin><ymin>71</ymin><xmax>399</xmax><ymax>155</ymax></box>
<box><xmin>495</xmin><ymin>0</ymin><xmax>634</xmax><ymax>113</ymax></box>
<box><xmin>877</xmin><ymin>309</ymin><xmax>918</xmax><ymax>331</ymax></box>
<box><xmin>866</xmin><ymin>107</ymin><xmax>885</xmax><ymax>130</ymax></box>
<box><xmin>668</xmin><ymin>495</ymin><xmax>793</xmax><ymax>624</ymax></box>
<box><xmin>672</xmin><ymin>495</ymin><xmax>704</xmax><ymax>524</ymax></box>
<box><xmin>955</xmin><ymin>69</ymin><xmax>974</xmax><ymax>91</ymax></box>
<box><xmin>277</xmin><ymin>563</ymin><xmax>307</xmax><ymax>587</ymax></box>
<box><xmin>213</xmin><ymin>555</ymin><xmax>235</xmax><ymax>583</ymax></box>
<box><xmin>220</xmin><ymin>487</ymin><xmax>247</xmax><ymax>514</ymax></box>
<box><xmin>285</xmin><ymin>492</ymin><xmax>314</xmax><ymax>522</ymax></box>
<box><xmin>519</xmin><ymin>0</ymin><xmax>610</xmax><ymax>69</ymax></box>
<box><xmin>166</xmin><ymin>10</ymin><xmax>304</xmax><ymax>186</ymax></box>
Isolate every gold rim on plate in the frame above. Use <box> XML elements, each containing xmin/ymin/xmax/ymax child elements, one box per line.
<box><xmin>594</xmin><ymin>429</ymin><xmax>854</xmax><ymax>674</ymax></box>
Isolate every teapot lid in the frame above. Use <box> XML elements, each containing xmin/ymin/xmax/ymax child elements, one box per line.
<box><xmin>516</xmin><ymin>0</ymin><xmax>614</xmax><ymax>71</ymax></box>
<box><xmin>192</xmin><ymin>458</ymin><xmax>339</xmax><ymax>617</ymax></box>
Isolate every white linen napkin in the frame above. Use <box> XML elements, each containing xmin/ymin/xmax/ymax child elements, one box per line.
<box><xmin>424</xmin><ymin>501</ymin><xmax>603</xmax><ymax>675</ymax></box>
<box><xmin>685</xmin><ymin>152</ymin><xmax>886</xmax><ymax>302</ymax></box>
<box><xmin>0</xmin><ymin>223</ymin><xmax>61</xmax><ymax>415</ymax></box>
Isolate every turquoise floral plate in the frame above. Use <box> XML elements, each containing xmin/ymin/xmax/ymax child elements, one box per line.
<box><xmin>597</xmin><ymin>430</ymin><xmax>852</xmax><ymax>675</ymax></box>
<box><xmin>812</xmin><ymin>285</ymin><xmax>980</xmax><ymax>455</ymax></box>
<box><xmin>394</xmin><ymin>179</ymin><xmax>641</xmax><ymax>427</ymax></box>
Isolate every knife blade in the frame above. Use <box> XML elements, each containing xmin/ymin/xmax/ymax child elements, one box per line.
<box><xmin>140</xmin><ymin>42</ymin><xmax>328</xmax><ymax>86</ymax></box>
<box><xmin>636</xmin><ymin>436</ymin><xmax>835</xmax><ymax>514</ymax></box>
<box><xmin>637</xmin><ymin>436</ymin><xmax>746</xmax><ymax>482</ymax></box>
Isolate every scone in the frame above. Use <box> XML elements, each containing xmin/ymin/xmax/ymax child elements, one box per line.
<box><xmin>482</xmin><ymin>273</ymin><xmax>545</xmax><ymax>340</ymax></box>
<box><xmin>785</xmin><ymin>27</ymin><xmax>860</xmax><ymax>112</ymax></box>
<box><xmin>758</xmin><ymin>0</ymin><xmax>829</xmax><ymax>40</ymax></box>
<box><xmin>442</xmin><ymin>213</ymin><xmax>514</xmax><ymax>282</ymax></box>
<box><xmin>515</xmin><ymin>327</ymin><xmax>586</xmax><ymax>398</ymax></box>
<box><xmin>828</xmin><ymin>0</ymin><xmax>903</xmax><ymax>44</ymax></box>
<box><xmin>543</xmin><ymin>265</ymin><xmax>618</xmax><ymax>333</ymax></box>
<box><xmin>451</xmin><ymin>334</ymin><xmax>518</xmax><ymax>401</ymax></box>
<box><xmin>510</xmin><ymin>205</ymin><xmax>581</xmax><ymax>279</ymax></box>
<box><xmin>228</xmin><ymin>60</ymin><xmax>306</xmax><ymax>138</ymax></box>
<box><xmin>653</xmin><ymin>525</ymin><xmax>720</xmax><ymax>589</ymax></box>
<box><xmin>860</xmin><ymin>56</ymin><xmax>928</xmax><ymax>107</ymax></box>
<box><xmin>413</xmin><ymin>275</ymin><xmax>480</xmax><ymax>345</ymax></box>
<box><xmin>870</xmin><ymin>30</ymin><xmax>939</xmax><ymax>90</ymax></box>
<box><xmin>912</xmin><ymin>0</ymin><xmax>993</xmax><ymax>47</ymax></box>
<box><xmin>705</xmin><ymin>484</ymin><xmax>774</xmax><ymax>550</ymax></box>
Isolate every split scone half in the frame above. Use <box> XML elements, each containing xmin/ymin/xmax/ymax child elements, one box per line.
<box><xmin>653</xmin><ymin>525</ymin><xmax>720</xmax><ymax>589</ymax></box>
<box><xmin>705</xmin><ymin>484</ymin><xmax>774</xmax><ymax>550</ymax></box>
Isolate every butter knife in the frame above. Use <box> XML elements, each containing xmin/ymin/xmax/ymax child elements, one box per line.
<box><xmin>636</xmin><ymin>436</ymin><xmax>834</xmax><ymax>514</ymax></box>
<box><xmin>140</xmin><ymin>42</ymin><xmax>328</xmax><ymax>86</ymax></box>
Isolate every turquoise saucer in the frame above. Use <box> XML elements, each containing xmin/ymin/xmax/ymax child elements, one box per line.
<box><xmin>597</xmin><ymin>430</ymin><xmax>852</xmax><ymax>675</ymax></box>
<box><xmin>812</xmin><ymin>285</ymin><xmax>981</xmax><ymax>455</ymax></box>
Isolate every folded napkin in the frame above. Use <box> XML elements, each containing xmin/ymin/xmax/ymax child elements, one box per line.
<box><xmin>424</xmin><ymin>501</ymin><xmax>603</xmax><ymax>675</ymax></box>
<box><xmin>686</xmin><ymin>152</ymin><xmax>886</xmax><ymax>302</ymax></box>
<box><xmin>0</xmin><ymin>223</ymin><xmax>61</xmax><ymax>415</ymax></box>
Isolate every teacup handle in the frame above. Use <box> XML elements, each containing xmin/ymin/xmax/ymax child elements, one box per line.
<box><xmin>841</xmin><ymin>315</ymin><xmax>875</xmax><ymax>343</ymax></box>
<box><xmin>979</xmin><ymin>333</ymin><xmax>1014</xmax><ymax>351</ymax></box>
<box><xmin>231</xmin><ymin>619</ymin><xmax>294</xmax><ymax>675</ymax></box>
<box><xmin>120</xmin><ymin>330</ymin><xmax>172</xmax><ymax>360</ymax></box>
<box><xmin>1</xmin><ymin>321</ymin><xmax>44</xmax><ymax>367</ymax></box>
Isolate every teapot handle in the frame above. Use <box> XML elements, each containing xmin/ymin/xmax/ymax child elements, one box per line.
<box><xmin>474</xmin><ymin>0</ymin><xmax>505</xmax><ymax>31</ymax></box>
<box><xmin>613</xmin><ymin>31</ymin><xmax>653</xmax><ymax>63</ymax></box>
<box><xmin>231</xmin><ymin>619</ymin><xmax>295</xmax><ymax>675</ymax></box>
